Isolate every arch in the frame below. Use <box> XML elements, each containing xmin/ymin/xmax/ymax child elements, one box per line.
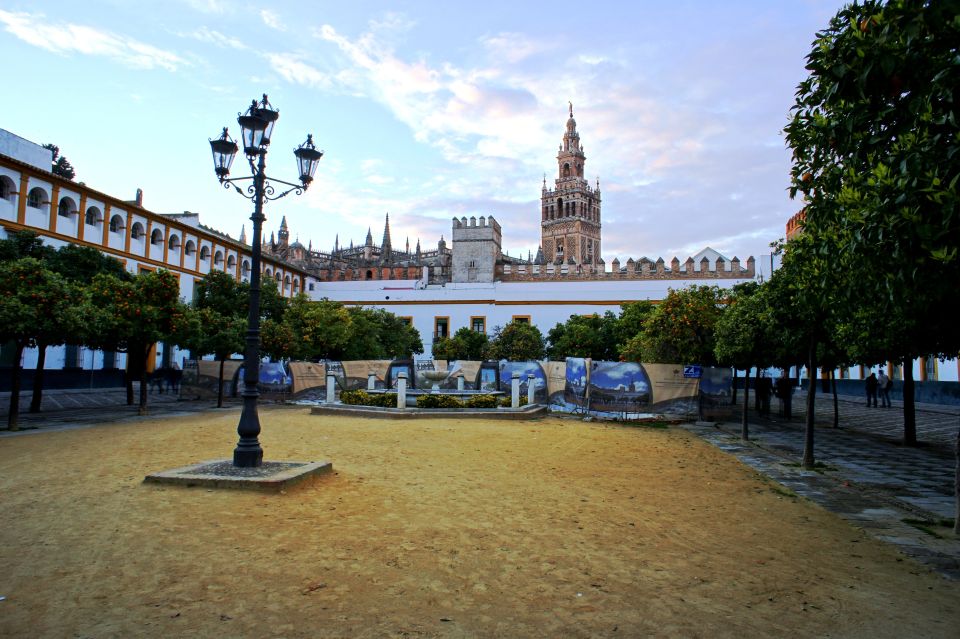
<box><xmin>199</xmin><ymin>245</ymin><xmax>211</xmax><ymax>260</ymax></box>
<box><xmin>168</xmin><ymin>234</ymin><xmax>181</xmax><ymax>252</ymax></box>
<box><xmin>292</xmin><ymin>277</ymin><xmax>300</xmax><ymax>291</ymax></box>
<box><xmin>274</xmin><ymin>271</ymin><xmax>282</xmax><ymax>282</ymax></box>
<box><xmin>0</xmin><ymin>175</ymin><xmax>15</xmax><ymax>202</ymax></box>
<box><xmin>556</xmin><ymin>197</ymin><xmax>563</xmax><ymax>217</ymax></box>
<box><xmin>57</xmin><ymin>196</ymin><xmax>78</xmax><ymax>217</ymax></box>
<box><xmin>184</xmin><ymin>239</ymin><xmax>196</xmax><ymax>256</ymax></box>
<box><xmin>213</xmin><ymin>250</ymin><xmax>224</xmax><ymax>266</ymax></box>
<box><xmin>150</xmin><ymin>228</ymin><xmax>163</xmax><ymax>245</ymax></box>
<box><xmin>130</xmin><ymin>221</ymin><xmax>145</xmax><ymax>240</ymax></box>
<box><xmin>84</xmin><ymin>206</ymin><xmax>103</xmax><ymax>227</ymax></box>
<box><xmin>365</xmin><ymin>269</ymin><xmax>373</xmax><ymax>280</ymax></box>
<box><xmin>109</xmin><ymin>214</ymin><xmax>124</xmax><ymax>233</ymax></box>
<box><xmin>264</xmin><ymin>267</ymin><xmax>273</xmax><ymax>279</ymax></box>
<box><xmin>284</xmin><ymin>274</ymin><xmax>291</xmax><ymax>288</ymax></box>
<box><xmin>562</xmin><ymin>162</ymin><xmax>570</xmax><ymax>177</ymax></box>
<box><xmin>227</xmin><ymin>254</ymin><xmax>237</xmax><ymax>269</ymax></box>
<box><xmin>241</xmin><ymin>259</ymin><xmax>251</xmax><ymax>275</ymax></box>
<box><xmin>27</xmin><ymin>187</ymin><xmax>47</xmax><ymax>208</ymax></box>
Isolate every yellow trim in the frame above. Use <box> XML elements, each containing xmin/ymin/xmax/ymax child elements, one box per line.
<box><xmin>49</xmin><ymin>184</ymin><xmax>60</xmax><ymax>233</ymax></box>
<box><xmin>16</xmin><ymin>174</ymin><xmax>28</xmax><ymax>224</ymax></box>
<box><xmin>511</xmin><ymin>315</ymin><xmax>531</xmax><ymax>324</ymax></box>
<box><xmin>124</xmin><ymin>211</ymin><xmax>133</xmax><ymax>254</ymax></box>
<box><xmin>102</xmin><ymin>204</ymin><xmax>111</xmax><ymax>246</ymax></box>
<box><xmin>470</xmin><ymin>315</ymin><xmax>486</xmax><ymax>332</ymax></box>
<box><xmin>77</xmin><ymin>193</ymin><xmax>87</xmax><ymax>242</ymax></box>
<box><xmin>162</xmin><ymin>225</ymin><xmax>170</xmax><ymax>264</ymax></box>
<box><xmin>332</xmin><ymin>298</ymin><xmax>659</xmax><ymax>307</ymax></box>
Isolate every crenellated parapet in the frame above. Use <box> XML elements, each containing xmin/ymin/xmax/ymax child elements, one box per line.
<box><xmin>498</xmin><ymin>253</ymin><xmax>754</xmax><ymax>281</ymax></box>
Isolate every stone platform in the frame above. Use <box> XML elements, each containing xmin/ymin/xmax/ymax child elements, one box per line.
<box><xmin>310</xmin><ymin>403</ymin><xmax>547</xmax><ymax>420</ymax></box>
<box><xmin>144</xmin><ymin>459</ymin><xmax>332</xmax><ymax>492</ymax></box>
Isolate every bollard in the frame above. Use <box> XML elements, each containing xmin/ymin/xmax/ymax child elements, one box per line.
<box><xmin>457</xmin><ymin>375</ymin><xmax>465</xmax><ymax>391</ymax></box>
<box><xmin>326</xmin><ymin>373</ymin><xmax>337</xmax><ymax>403</ymax></box>
<box><xmin>511</xmin><ymin>371</ymin><xmax>520</xmax><ymax>409</ymax></box>
<box><xmin>397</xmin><ymin>371</ymin><xmax>407</xmax><ymax>410</ymax></box>
<box><xmin>367</xmin><ymin>371</ymin><xmax>377</xmax><ymax>390</ymax></box>
<box><xmin>527</xmin><ymin>373</ymin><xmax>535</xmax><ymax>405</ymax></box>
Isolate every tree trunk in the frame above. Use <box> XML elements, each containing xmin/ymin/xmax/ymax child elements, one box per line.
<box><xmin>741</xmin><ymin>364</ymin><xmax>751</xmax><ymax>441</ymax></box>
<box><xmin>217</xmin><ymin>357</ymin><xmax>226</xmax><ymax>408</ymax></box>
<box><xmin>754</xmin><ymin>368</ymin><xmax>761</xmax><ymax>412</ymax></box>
<box><xmin>831</xmin><ymin>369</ymin><xmax>839</xmax><ymax>429</ymax></box>
<box><xmin>6</xmin><ymin>342</ymin><xmax>25</xmax><ymax>431</ymax></box>
<box><xmin>903</xmin><ymin>358</ymin><xmax>917</xmax><ymax>446</ymax></box>
<box><xmin>138</xmin><ymin>345</ymin><xmax>149</xmax><ymax>416</ymax></box>
<box><xmin>802</xmin><ymin>341</ymin><xmax>817</xmax><ymax>469</ymax></box>
<box><xmin>125</xmin><ymin>350</ymin><xmax>135</xmax><ymax>405</ymax></box>
<box><xmin>29</xmin><ymin>343</ymin><xmax>47</xmax><ymax>413</ymax></box>
<box><xmin>731</xmin><ymin>368</ymin><xmax>738</xmax><ymax>404</ymax></box>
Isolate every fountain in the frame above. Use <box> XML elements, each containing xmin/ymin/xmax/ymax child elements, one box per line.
<box><xmin>421</xmin><ymin>369</ymin><xmax>451</xmax><ymax>393</ymax></box>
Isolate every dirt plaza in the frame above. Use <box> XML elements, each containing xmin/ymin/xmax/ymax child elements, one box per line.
<box><xmin>0</xmin><ymin>407</ymin><xmax>957</xmax><ymax>638</ymax></box>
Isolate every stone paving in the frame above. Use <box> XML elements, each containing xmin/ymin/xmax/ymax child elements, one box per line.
<box><xmin>684</xmin><ymin>392</ymin><xmax>960</xmax><ymax>579</ymax></box>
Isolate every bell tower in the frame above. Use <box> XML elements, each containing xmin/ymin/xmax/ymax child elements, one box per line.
<box><xmin>540</xmin><ymin>103</ymin><xmax>602</xmax><ymax>266</ymax></box>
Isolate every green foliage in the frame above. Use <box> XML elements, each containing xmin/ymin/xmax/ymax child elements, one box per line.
<box><xmin>43</xmin><ymin>143</ymin><xmax>76</xmax><ymax>180</ymax></box>
<box><xmin>342</xmin><ymin>307</ymin><xmax>423</xmax><ymax>360</ymax></box>
<box><xmin>714</xmin><ymin>283</ymin><xmax>775</xmax><ymax>369</ymax></box>
<box><xmin>485</xmin><ymin>321</ymin><xmax>546</xmax><ymax>361</ymax></box>
<box><xmin>416</xmin><ymin>394</ymin><xmax>465</xmax><ymax>408</ymax></box>
<box><xmin>621</xmin><ymin>285</ymin><xmax>726</xmax><ymax>365</ymax></box>
<box><xmin>463</xmin><ymin>394</ymin><xmax>499</xmax><ymax>408</ymax></box>
<box><xmin>784</xmin><ymin>0</ymin><xmax>959</xmax><ymax>362</ymax></box>
<box><xmin>0</xmin><ymin>230</ymin><xmax>54</xmax><ymax>264</ymax></box>
<box><xmin>340</xmin><ymin>390</ymin><xmax>396</xmax><ymax>407</ymax></box>
<box><xmin>499</xmin><ymin>395</ymin><xmax>528</xmax><ymax>408</ymax></box>
<box><xmin>0</xmin><ymin>258</ymin><xmax>81</xmax><ymax>349</ymax></box>
<box><xmin>432</xmin><ymin>326</ymin><xmax>488</xmax><ymax>361</ymax></box>
<box><xmin>546</xmin><ymin>312</ymin><xmax>618</xmax><ymax>360</ymax></box>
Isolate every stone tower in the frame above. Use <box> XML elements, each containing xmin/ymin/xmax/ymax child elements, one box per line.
<box><xmin>277</xmin><ymin>215</ymin><xmax>289</xmax><ymax>249</ymax></box>
<box><xmin>540</xmin><ymin>103</ymin><xmax>602</xmax><ymax>265</ymax></box>
<box><xmin>451</xmin><ymin>216</ymin><xmax>502</xmax><ymax>283</ymax></box>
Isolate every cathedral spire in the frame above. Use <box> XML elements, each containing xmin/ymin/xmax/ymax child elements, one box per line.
<box><xmin>381</xmin><ymin>213</ymin><xmax>392</xmax><ymax>250</ymax></box>
<box><xmin>277</xmin><ymin>215</ymin><xmax>289</xmax><ymax>248</ymax></box>
<box><xmin>365</xmin><ymin>227</ymin><xmax>373</xmax><ymax>246</ymax></box>
<box><xmin>239</xmin><ymin>224</ymin><xmax>247</xmax><ymax>245</ymax></box>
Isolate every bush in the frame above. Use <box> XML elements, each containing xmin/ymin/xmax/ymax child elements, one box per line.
<box><xmin>340</xmin><ymin>390</ymin><xmax>397</xmax><ymax>407</ymax></box>
<box><xmin>499</xmin><ymin>395</ymin><xmax>529</xmax><ymax>408</ymax></box>
<box><xmin>463</xmin><ymin>394</ymin><xmax>499</xmax><ymax>409</ymax></box>
<box><xmin>416</xmin><ymin>394</ymin><xmax>464</xmax><ymax>409</ymax></box>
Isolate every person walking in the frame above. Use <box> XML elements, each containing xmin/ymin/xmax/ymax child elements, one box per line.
<box><xmin>756</xmin><ymin>371</ymin><xmax>772</xmax><ymax>417</ymax></box>
<box><xmin>878</xmin><ymin>370</ymin><xmax>891</xmax><ymax>408</ymax></box>
<box><xmin>865</xmin><ymin>371</ymin><xmax>878</xmax><ymax>407</ymax></box>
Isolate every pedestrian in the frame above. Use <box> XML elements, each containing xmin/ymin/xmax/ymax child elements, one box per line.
<box><xmin>865</xmin><ymin>371</ymin><xmax>878</xmax><ymax>407</ymax></box>
<box><xmin>878</xmin><ymin>369</ymin><xmax>891</xmax><ymax>408</ymax></box>
<box><xmin>756</xmin><ymin>371</ymin><xmax>772</xmax><ymax>417</ymax></box>
<box><xmin>775</xmin><ymin>370</ymin><xmax>792</xmax><ymax>419</ymax></box>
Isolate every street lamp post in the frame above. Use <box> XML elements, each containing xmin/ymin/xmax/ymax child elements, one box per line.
<box><xmin>209</xmin><ymin>95</ymin><xmax>323</xmax><ymax>467</ymax></box>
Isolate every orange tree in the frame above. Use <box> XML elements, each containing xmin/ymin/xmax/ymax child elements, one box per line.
<box><xmin>620</xmin><ymin>285</ymin><xmax>726</xmax><ymax>365</ymax></box>
<box><xmin>88</xmin><ymin>269</ymin><xmax>189</xmax><ymax>415</ymax></box>
<box><xmin>485</xmin><ymin>321</ymin><xmax>545</xmax><ymax>361</ymax></box>
<box><xmin>0</xmin><ymin>258</ymin><xmax>83</xmax><ymax>430</ymax></box>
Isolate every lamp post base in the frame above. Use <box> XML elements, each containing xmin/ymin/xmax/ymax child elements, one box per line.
<box><xmin>233</xmin><ymin>447</ymin><xmax>264</xmax><ymax>467</ymax></box>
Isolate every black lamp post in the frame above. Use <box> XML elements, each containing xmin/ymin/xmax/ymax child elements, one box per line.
<box><xmin>209</xmin><ymin>94</ymin><xmax>323</xmax><ymax>467</ymax></box>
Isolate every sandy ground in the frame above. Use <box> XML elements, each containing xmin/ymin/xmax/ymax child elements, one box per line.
<box><xmin>0</xmin><ymin>408</ymin><xmax>957</xmax><ymax>638</ymax></box>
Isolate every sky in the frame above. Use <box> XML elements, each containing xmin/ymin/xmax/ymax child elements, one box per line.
<box><xmin>1</xmin><ymin>0</ymin><xmax>842</xmax><ymax>266</ymax></box>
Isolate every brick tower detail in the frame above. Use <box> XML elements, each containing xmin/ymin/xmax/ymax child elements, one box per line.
<box><xmin>540</xmin><ymin>103</ymin><xmax>602</xmax><ymax>266</ymax></box>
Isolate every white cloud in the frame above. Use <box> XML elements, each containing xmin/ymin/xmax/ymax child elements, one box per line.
<box><xmin>263</xmin><ymin>52</ymin><xmax>332</xmax><ymax>89</ymax></box>
<box><xmin>260</xmin><ymin>9</ymin><xmax>285</xmax><ymax>31</ymax></box>
<box><xmin>189</xmin><ymin>26</ymin><xmax>246</xmax><ymax>49</ymax></box>
<box><xmin>0</xmin><ymin>10</ymin><xmax>187</xmax><ymax>71</ymax></box>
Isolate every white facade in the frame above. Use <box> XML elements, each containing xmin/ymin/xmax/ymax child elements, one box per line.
<box><xmin>1</xmin><ymin>129</ymin><xmax>315</xmax><ymax>372</ymax></box>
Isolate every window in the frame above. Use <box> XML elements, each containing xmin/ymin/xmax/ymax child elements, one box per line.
<box><xmin>109</xmin><ymin>214</ymin><xmax>124</xmax><ymax>233</ymax></box>
<box><xmin>58</xmin><ymin>197</ymin><xmax>76</xmax><ymax>217</ymax></box>
<box><xmin>0</xmin><ymin>176</ymin><xmax>15</xmax><ymax>202</ymax></box>
<box><xmin>241</xmin><ymin>260</ymin><xmax>250</xmax><ymax>275</ymax></box>
<box><xmin>213</xmin><ymin>250</ymin><xmax>224</xmax><ymax>266</ymax></box>
<box><xmin>512</xmin><ymin>315</ymin><xmax>531</xmax><ymax>324</ymax></box>
<box><xmin>184</xmin><ymin>240</ymin><xmax>196</xmax><ymax>256</ymax></box>
<box><xmin>399</xmin><ymin>316</ymin><xmax>413</xmax><ymax>326</ymax></box>
<box><xmin>85</xmin><ymin>206</ymin><xmax>102</xmax><ymax>227</ymax></box>
<box><xmin>308</xmin><ymin>283</ymin><xmax>315</xmax><ymax>291</ymax></box>
<box><xmin>151</xmin><ymin>228</ymin><xmax>164</xmax><ymax>246</ymax></box>
<box><xmin>168</xmin><ymin>235</ymin><xmax>181</xmax><ymax>252</ymax></box>
<box><xmin>130</xmin><ymin>222</ymin><xmax>145</xmax><ymax>240</ymax></box>
<box><xmin>434</xmin><ymin>316</ymin><xmax>449</xmax><ymax>339</ymax></box>
<box><xmin>227</xmin><ymin>255</ymin><xmax>237</xmax><ymax>269</ymax></box>
<box><xmin>471</xmin><ymin>316</ymin><xmax>486</xmax><ymax>333</ymax></box>
<box><xmin>199</xmin><ymin>246</ymin><xmax>211</xmax><ymax>261</ymax></box>
<box><xmin>923</xmin><ymin>357</ymin><xmax>937</xmax><ymax>381</ymax></box>
<box><xmin>27</xmin><ymin>187</ymin><xmax>46</xmax><ymax>208</ymax></box>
